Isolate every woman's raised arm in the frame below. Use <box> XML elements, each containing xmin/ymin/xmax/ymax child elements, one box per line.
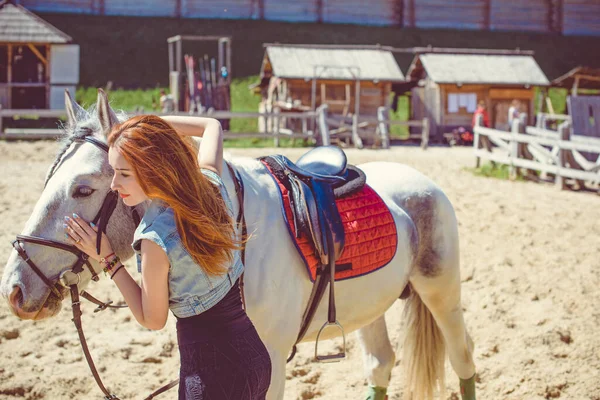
<box><xmin>161</xmin><ymin>116</ymin><xmax>223</xmax><ymax>176</ymax></box>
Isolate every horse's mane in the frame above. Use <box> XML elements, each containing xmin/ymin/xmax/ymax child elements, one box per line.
<box><xmin>44</xmin><ymin>107</ymin><xmax>126</xmax><ymax>187</ymax></box>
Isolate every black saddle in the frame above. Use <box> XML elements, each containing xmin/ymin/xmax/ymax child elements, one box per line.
<box><xmin>265</xmin><ymin>146</ymin><xmax>365</xmax><ymax>265</ymax></box>
<box><xmin>262</xmin><ymin>145</ymin><xmax>366</xmax><ymax>363</ymax></box>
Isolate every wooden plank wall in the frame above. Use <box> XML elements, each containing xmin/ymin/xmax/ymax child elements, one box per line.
<box><xmin>489</xmin><ymin>0</ymin><xmax>552</xmax><ymax>33</ymax></box>
<box><xmin>323</xmin><ymin>0</ymin><xmax>396</xmax><ymax>26</ymax></box>
<box><xmin>263</xmin><ymin>0</ymin><xmax>319</xmax><ymax>22</ymax></box>
<box><xmin>15</xmin><ymin>0</ymin><xmax>600</xmax><ymax>36</ymax></box>
<box><xmin>410</xmin><ymin>0</ymin><xmax>485</xmax><ymax>30</ymax></box>
<box><xmin>563</xmin><ymin>0</ymin><xmax>600</xmax><ymax>36</ymax></box>
<box><xmin>18</xmin><ymin>0</ymin><xmax>97</xmax><ymax>14</ymax></box>
<box><xmin>568</xmin><ymin>96</ymin><xmax>600</xmax><ymax>139</ymax></box>
<box><xmin>182</xmin><ymin>1</ymin><xmax>254</xmax><ymax>19</ymax></box>
<box><xmin>104</xmin><ymin>0</ymin><xmax>178</xmax><ymax>17</ymax></box>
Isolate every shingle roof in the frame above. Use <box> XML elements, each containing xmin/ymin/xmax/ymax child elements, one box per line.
<box><xmin>409</xmin><ymin>54</ymin><xmax>549</xmax><ymax>86</ymax></box>
<box><xmin>264</xmin><ymin>45</ymin><xmax>405</xmax><ymax>82</ymax></box>
<box><xmin>0</xmin><ymin>1</ymin><xmax>72</xmax><ymax>43</ymax></box>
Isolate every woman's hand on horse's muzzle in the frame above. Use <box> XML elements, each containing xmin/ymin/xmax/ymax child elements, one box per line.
<box><xmin>63</xmin><ymin>214</ymin><xmax>114</xmax><ymax>262</ymax></box>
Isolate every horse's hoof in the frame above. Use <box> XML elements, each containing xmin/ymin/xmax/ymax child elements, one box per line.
<box><xmin>365</xmin><ymin>385</ymin><xmax>387</xmax><ymax>400</ymax></box>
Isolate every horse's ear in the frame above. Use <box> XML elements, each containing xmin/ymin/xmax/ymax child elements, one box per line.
<box><xmin>96</xmin><ymin>88</ymin><xmax>119</xmax><ymax>136</ymax></box>
<box><xmin>64</xmin><ymin>89</ymin><xmax>88</xmax><ymax>128</ymax></box>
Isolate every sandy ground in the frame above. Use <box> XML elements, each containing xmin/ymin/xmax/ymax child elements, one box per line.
<box><xmin>0</xmin><ymin>141</ymin><xmax>599</xmax><ymax>400</ymax></box>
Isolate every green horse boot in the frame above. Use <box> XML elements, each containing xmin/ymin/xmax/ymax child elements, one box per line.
<box><xmin>460</xmin><ymin>374</ymin><xmax>477</xmax><ymax>400</ymax></box>
<box><xmin>365</xmin><ymin>385</ymin><xmax>387</xmax><ymax>400</ymax></box>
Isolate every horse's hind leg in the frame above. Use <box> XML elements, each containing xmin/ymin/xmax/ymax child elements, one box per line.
<box><xmin>409</xmin><ymin>269</ymin><xmax>476</xmax><ymax>399</ymax></box>
<box><xmin>357</xmin><ymin>315</ymin><xmax>395</xmax><ymax>400</ymax></box>
<box><xmin>402</xmin><ymin>191</ymin><xmax>476</xmax><ymax>399</ymax></box>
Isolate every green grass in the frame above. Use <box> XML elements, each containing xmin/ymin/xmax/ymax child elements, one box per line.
<box><xmin>466</xmin><ymin>162</ymin><xmax>526</xmax><ymax>181</ymax></box>
<box><xmin>76</xmin><ymin>87</ymin><xmax>165</xmax><ymax>111</ymax></box>
<box><xmin>388</xmin><ymin>95</ymin><xmax>410</xmax><ymax>139</ymax></box>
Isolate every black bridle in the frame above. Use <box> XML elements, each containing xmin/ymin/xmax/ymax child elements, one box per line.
<box><xmin>10</xmin><ymin>135</ymin><xmax>246</xmax><ymax>400</ymax></box>
<box><xmin>12</xmin><ymin>137</ymin><xmax>121</xmax><ymax>297</ymax></box>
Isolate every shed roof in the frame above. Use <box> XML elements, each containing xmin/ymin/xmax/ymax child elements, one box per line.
<box><xmin>0</xmin><ymin>1</ymin><xmax>72</xmax><ymax>44</ymax></box>
<box><xmin>407</xmin><ymin>54</ymin><xmax>549</xmax><ymax>86</ymax></box>
<box><xmin>551</xmin><ymin>66</ymin><xmax>600</xmax><ymax>90</ymax></box>
<box><xmin>263</xmin><ymin>44</ymin><xmax>405</xmax><ymax>82</ymax></box>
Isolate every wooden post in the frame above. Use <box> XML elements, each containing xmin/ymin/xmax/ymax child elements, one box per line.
<box><xmin>483</xmin><ymin>0</ymin><xmax>491</xmax><ymax>30</ymax></box>
<box><xmin>273</xmin><ymin>107</ymin><xmax>280</xmax><ymax>147</ymax></box>
<box><xmin>7</xmin><ymin>44</ymin><xmax>12</xmax><ymax>109</ymax></box>
<box><xmin>45</xmin><ymin>44</ymin><xmax>50</xmax><ymax>109</ymax></box>
<box><xmin>175</xmin><ymin>0</ymin><xmax>181</xmax><ymax>17</ymax></box>
<box><xmin>555</xmin><ymin>121</ymin><xmax>570</xmax><ymax>190</ymax></box>
<box><xmin>396</xmin><ymin>0</ymin><xmax>404</xmax><ymax>27</ymax></box>
<box><xmin>572</xmin><ymin>75</ymin><xmax>580</xmax><ymax>97</ymax></box>
<box><xmin>318</xmin><ymin>104</ymin><xmax>330</xmax><ymax>146</ymax></box>
<box><xmin>408</xmin><ymin>0</ymin><xmax>415</xmax><ymax>27</ymax></box>
<box><xmin>474</xmin><ymin>113</ymin><xmax>482</xmax><ymax>168</ymax></box>
<box><xmin>352</xmin><ymin>114</ymin><xmax>363</xmax><ymax>149</ymax></box>
<box><xmin>509</xmin><ymin>116</ymin><xmax>524</xmax><ymax>180</ymax></box>
<box><xmin>421</xmin><ymin>117</ymin><xmax>429</xmax><ymax>149</ymax></box>
<box><xmin>316</xmin><ymin>0</ymin><xmax>323</xmax><ymax>23</ymax></box>
<box><xmin>377</xmin><ymin>106</ymin><xmax>390</xmax><ymax>149</ymax></box>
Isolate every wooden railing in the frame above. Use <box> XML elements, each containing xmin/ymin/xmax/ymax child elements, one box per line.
<box><xmin>0</xmin><ymin>107</ymin><xmax>429</xmax><ymax>150</ymax></box>
<box><xmin>473</xmin><ymin>115</ymin><xmax>600</xmax><ymax>191</ymax></box>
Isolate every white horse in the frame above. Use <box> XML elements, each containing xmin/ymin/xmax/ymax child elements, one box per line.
<box><xmin>0</xmin><ymin>91</ymin><xmax>476</xmax><ymax>400</ymax></box>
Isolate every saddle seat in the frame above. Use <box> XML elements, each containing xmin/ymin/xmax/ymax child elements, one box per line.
<box><xmin>267</xmin><ymin>146</ymin><xmax>361</xmax><ymax>266</ymax></box>
<box><xmin>289</xmin><ymin>145</ymin><xmax>348</xmax><ymax>182</ymax></box>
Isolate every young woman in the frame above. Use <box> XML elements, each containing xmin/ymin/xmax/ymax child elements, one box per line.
<box><xmin>63</xmin><ymin>115</ymin><xmax>272</xmax><ymax>399</ymax></box>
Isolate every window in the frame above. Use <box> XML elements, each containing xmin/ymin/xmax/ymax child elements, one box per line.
<box><xmin>448</xmin><ymin>93</ymin><xmax>477</xmax><ymax>113</ymax></box>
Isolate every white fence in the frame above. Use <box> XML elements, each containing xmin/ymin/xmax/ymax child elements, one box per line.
<box><xmin>473</xmin><ymin>115</ymin><xmax>600</xmax><ymax>190</ymax></box>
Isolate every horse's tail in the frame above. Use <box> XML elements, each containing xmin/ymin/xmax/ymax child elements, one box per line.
<box><xmin>401</xmin><ymin>285</ymin><xmax>446</xmax><ymax>400</ymax></box>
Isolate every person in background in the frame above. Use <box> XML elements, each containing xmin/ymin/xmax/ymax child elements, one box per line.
<box><xmin>472</xmin><ymin>100</ymin><xmax>492</xmax><ymax>151</ymax></box>
<box><xmin>508</xmin><ymin>99</ymin><xmax>521</xmax><ymax>130</ymax></box>
<box><xmin>472</xmin><ymin>100</ymin><xmax>490</xmax><ymax>128</ymax></box>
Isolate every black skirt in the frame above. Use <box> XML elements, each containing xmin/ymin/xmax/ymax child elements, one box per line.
<box><xmin>176</xmin><ymin>280</ymin><xmax>272</xmax><ymax>400</ymax></box>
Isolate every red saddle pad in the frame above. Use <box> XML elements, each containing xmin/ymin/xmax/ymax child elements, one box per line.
<box><xmin>262</xmin><ymin>161</ymin><xmax>398</xmax><ymax>282</ymax></box>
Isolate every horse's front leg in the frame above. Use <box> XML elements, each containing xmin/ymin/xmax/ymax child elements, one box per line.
<box><xmin>357</xmin><ymin>315</ymin><xmax>396</xmax><ymax>400</ymax></box>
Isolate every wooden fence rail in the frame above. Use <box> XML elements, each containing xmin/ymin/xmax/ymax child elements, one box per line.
<box><xmin>0</xmin><ymin>107</ymin><xmax>429</xmax><ymax>149</ymax></box>
<box><xmin>474</xmin><ymin>116</ymin><xmax>600</xmax><ymax>191</ymax></box>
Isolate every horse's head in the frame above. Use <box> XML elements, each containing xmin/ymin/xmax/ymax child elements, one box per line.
<box><xmin>0</xmin><ymin>90</ymin><xmax>140</xmax><ymax>320</ymax></box>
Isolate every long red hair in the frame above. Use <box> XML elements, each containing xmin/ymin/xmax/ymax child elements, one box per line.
<box><xmin>108</xmin><ymin>115</ymin><xmax>238</xmax><ymax>276</ymax></box>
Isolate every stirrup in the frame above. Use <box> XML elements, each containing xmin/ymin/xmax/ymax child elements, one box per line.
<box><xmin>314</xmin><ymin>320</ymin><xmax>346</xmax><ymax>362</ymax></box>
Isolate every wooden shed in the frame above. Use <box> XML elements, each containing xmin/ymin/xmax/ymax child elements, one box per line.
<box><xmin>406</xmin><ymin>52</ymin><xmax>549</xmax><ymax>138</ymax></box>
<box><xmin>0</xmin><ymin>0</ymin><xmax>79</xmax><ymax>109</ymax></box>
<box><xmin>551</xmin><ymin>66</ymin><xmax>600</xmax><ymax>97</ymax></box>
<box><xmin>254</xmin><ymin>44</ymin><xmax>405</xmax><ymax>132</ymax></box>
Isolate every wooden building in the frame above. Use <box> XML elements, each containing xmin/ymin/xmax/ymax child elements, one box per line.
<box><xmin>0</xmin><ymin>0</ymin><xmax>79</xmax><ymax>109</ymax></box>
<box><xmin>405</xmin><ymin>52</ymin><xmax>549</xmax><ymax>138</ymax></box>
<box><xmin>253</xmin><ymin>44</ymin><xmax>405</xmax><ymax>132</ymax></box>
<box><xmin>551</xmin><ymin>66</ymin><xmax>600</xmax><ymax>97</ymax></box>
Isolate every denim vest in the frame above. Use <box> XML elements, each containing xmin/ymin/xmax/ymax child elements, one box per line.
<box><xmin>132</xmin><ymin>169</ymin><xmax>244</xmax><ymax>318</ymax></box>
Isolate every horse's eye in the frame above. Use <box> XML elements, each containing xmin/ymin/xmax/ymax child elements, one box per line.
<box><xmin>73</xmin><ymin>186</ymin><xmax>95</xmax><ymax>198</ymax></box>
